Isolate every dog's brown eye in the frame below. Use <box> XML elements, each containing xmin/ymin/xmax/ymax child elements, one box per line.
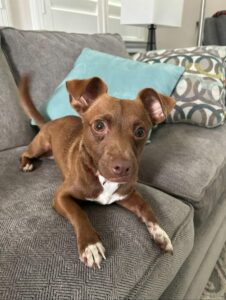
<box><xmin>134</xmin><ymin>127</ymin><xmax>145</xmax><ymax>138</ymax></box>
<box><xmin>94</xmin><ymin>120</ymin><xmax>105</xmax><ymax>131</ymax></box>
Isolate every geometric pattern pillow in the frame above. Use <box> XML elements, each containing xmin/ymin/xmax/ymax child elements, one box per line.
<box><xmin>133</xmin><ymin>46</ymin><xmax>226</xmax><ymax>128</ymax></box>
<box><xmin>201</xmin><ymin>46</ymin><xmax>226</xmax><ymax>107</ymax></box>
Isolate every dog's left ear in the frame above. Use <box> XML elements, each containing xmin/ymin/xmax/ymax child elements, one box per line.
<box><xmin>66</xmin><ymin>77</ymin><xmax>108</xmax><ymax>114</ymax></box>
<box><xmin>137</xmin><ymin>88</ymin><xmax>176</xmax><ymax>125</ymax></box>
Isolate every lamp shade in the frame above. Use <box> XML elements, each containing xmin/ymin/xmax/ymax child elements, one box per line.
<box><xmin>121</xmin><ymin>0</ymin><xmax>184</xmax><ymax>27</ymax></box>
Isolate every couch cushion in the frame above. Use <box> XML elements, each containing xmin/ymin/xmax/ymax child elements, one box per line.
<box><xmin>203</xmin><ymin>15</ymin><xmax>226</xmax><ymax>46</ymax></box>
<box><xmin>139</xmin><ymin>123</ymin><xmax>226</xmax><ymax>225</ymax></box>
<box><xmin>0</xmin><ymin>147</ymin><xmax>194</xmax><ymax>299</ymax></box>
<box><xmin>133</xmin><ymin>46</ymin><xmax>226</xmax><ymax>128</ymax></box>
<box><xmin>0</xmin><ymin>48</ymin><xmax>34</xmax><ymax>151</ymax></box>
<box><xmin>0</xmin><ymin>27</ymin><xmax>130</xmax><ymax>110</ymax></box>
<box><xmin>160</xmin><ymin>189</ymin><xmax>226</xmax><ymax>300</ymax></box>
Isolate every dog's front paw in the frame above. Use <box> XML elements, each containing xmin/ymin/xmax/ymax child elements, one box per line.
<box><xmin>80</xmin><ymin>242</ymin><xmax>106</xmax><ymax>269</ymax></box>
<box><xmin>20</xmin><ymin>155</ymin><xmax>34</xmax><ymax>172</ymax></box>
<box><xmin>147</xmin><ymin>222</ymin><xmax>173</xmax><ymax>254</ymax></box>
<box><xmin>21</xmin><ymin>162</ymin><xmax>34</xmax><ymax>172</ymax></box>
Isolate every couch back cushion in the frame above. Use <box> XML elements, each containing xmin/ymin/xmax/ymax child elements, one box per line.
<box><xmin>0</xmin><ymin>48</ymin><xmax>35</xmax><ymax>151</ymax></box>
<box><xmin>139</xmin><ymin>123</ymin><xmax>226</xmax><ymax>225</ymax></box>
<box><xmin>0</xmin><ymin>28</ymin><xmax>130</xmax><ymax>110</ymax></box>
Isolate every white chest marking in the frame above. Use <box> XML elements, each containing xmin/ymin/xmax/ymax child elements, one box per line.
<box><xmin>87</xmin><ymin>175</ymin><xmax>127</xmax><ymax>205</ymax></box>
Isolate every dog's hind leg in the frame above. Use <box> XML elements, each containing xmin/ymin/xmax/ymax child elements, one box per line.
<box><xmin>20</xmin><ymin>130</ymin><xmax>51</xmax><ymax>172</ymax></box>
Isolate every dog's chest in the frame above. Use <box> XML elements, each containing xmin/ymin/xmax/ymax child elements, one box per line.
<box><xmin>87</xmin><ymin>175</ymin><xmax>127</xmax><ymax>205</ymax></box>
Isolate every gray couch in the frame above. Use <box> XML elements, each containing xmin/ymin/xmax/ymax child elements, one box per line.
<box><xmin>0</xmin><ymin>27</ymin><xmax>225</xmax><ymax>300</ymax></box>
<box><xmin>203</xmin><ymin>14</ymin><xmax>226</xmax><ymax>46</ymax></box>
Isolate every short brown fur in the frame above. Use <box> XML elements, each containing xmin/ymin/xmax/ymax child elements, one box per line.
<box><xmin>19</xmin><ymin>76</ymin><xmax>175</xmax><ymax>268</ymax></box>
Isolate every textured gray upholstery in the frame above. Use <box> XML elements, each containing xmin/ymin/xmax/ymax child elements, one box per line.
<box><xmin>203</xmin><ymin>15</ymin><xmax>226</xmax><ymax>45</ymax></box>
<box><xmin>139</xmin><ymin>123</ymin><xmax>226</xmax><ymax>225</ymax></box>
<box><xmin>0</xmin><ymin>48</ymin><xmax>34</xmax><ymax>151</ymax></box>
<box><xmin>0</xmin><ymin>147</ymin><xmax>194</xmax><ymax>300</ymax></box>
<box><xmin>161</xmin><ymin>189</ymin><xmax>226</xmax><ymax>300</ymax></box>
<box><xmin>1</xmin><ymin>26</ymin><xmax>226</xmax><ymax>300</ymax></box>
<box><xmin>0</xmin><ymin>28</ymin><xmax>130</xmax><ymax>110</ymax></box>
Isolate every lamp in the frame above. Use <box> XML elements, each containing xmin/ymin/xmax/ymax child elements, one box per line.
<box><xmin>121</xmin><ymin>0</ymin><xmax>184</xmax><ymax>51</ymax></box>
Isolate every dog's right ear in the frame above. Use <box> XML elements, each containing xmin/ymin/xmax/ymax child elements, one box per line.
<box><xmin>66</xmin><ymin>77</ymin><xmax>108</xmax><ymax>114</ymax></box>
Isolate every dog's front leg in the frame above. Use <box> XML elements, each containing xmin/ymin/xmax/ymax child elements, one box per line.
<box><xmin>117</xmin><ymin>191</ymin><xmax>173</xmax><ymax>254</ymax></box>
<box><xmin>53</xmin><ymin>183</ymin><xmax>106</xmax><ymax>268</ymax></box>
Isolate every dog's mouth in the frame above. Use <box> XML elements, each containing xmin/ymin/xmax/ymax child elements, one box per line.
<box><xmin>96</xmin><ymin>171</ymin><xmax>130</xmax><ymax>184</ymax></box>
<box><xmin>106</xmin><ymin>176</ymin><xmax>130</xmax><ymax>184</ymax></box>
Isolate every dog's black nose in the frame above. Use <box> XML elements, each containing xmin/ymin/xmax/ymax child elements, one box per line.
<box><xmin>112</xmin><ymin>160</ymin><xmax>131</xmax><ymax>177</ymax></box>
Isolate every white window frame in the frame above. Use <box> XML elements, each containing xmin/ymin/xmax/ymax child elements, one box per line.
<box><xmin>28</xmin><ymin>0</ymin><xmax>146</xmax><ymax>43</ymax></box>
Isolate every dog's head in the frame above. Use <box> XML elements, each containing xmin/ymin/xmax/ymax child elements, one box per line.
<box><xmin>66</xmin><ymin>77</ymin><xmax>175</xmax><ymax>184</ymax></box>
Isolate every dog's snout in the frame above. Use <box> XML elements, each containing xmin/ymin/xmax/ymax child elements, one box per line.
<box><xmin>112</xmin><ymin>160</ymin><xmax>131</xmax><ymax>177</ymax></box>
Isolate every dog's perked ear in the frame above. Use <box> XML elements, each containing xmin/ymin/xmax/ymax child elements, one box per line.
<box><xmin>66</xmin><ymin>77</ymin><xmax>108</xmax><ymax>114</ymax></box>
<box><xmin>137</xmin><ymin>88</ymin><xmax>176</xmax><ymax>125</ymax></box>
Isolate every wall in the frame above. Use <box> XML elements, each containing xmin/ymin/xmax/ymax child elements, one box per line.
<box><xmin>205</xmin><ymin>0</ymin><xmax>226</xmax><ymax>17</ymax></box>
<box><xmin>157</xmin><ymin>0</ymin><xmax>201</xmax><ymax>49</ymax></box>
<box><xmin>157</xmin><ymin>0</ymin><xmax>226</xmax><ymax>50</ymax></box>
<box><xmin>7</xmin><ymin>0</ymin><xmax>32</xmax><ymax>29</ymax></box>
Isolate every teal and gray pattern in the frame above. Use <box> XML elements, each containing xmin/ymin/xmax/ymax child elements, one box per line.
<box><xmin>134</xmin><ymin>46</ymin><xmax>226</xmax><ymax>128</ymax></box>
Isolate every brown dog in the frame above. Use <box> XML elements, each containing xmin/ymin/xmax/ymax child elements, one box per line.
<box><xmin>19</xmin><ymin>76</ymin><xmax>175</xmax><ymax>268</ymax></box>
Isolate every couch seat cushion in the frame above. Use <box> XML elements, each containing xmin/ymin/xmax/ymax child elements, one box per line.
<box><xmin>139</xmin><ymin>123</ymin><xmax>226</xmax><ymax>225</ymax></box>
<box><xmin>0</xmin><ymin>147</ymin><xmax>194</xmax><ymax>300</ymax></box>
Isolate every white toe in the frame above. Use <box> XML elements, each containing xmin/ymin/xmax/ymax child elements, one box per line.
<box><xmin>96</xmin><ymin>242</ymin><xmax>106</xmax><ymax>260</ymax></box>
<box><xmin>84</xmin><ymin>247</ymin><xmax>94</xmax><ymax>268</ymax></box>
<box><xmin>22</xmin><ymin>163</ymin><xmax>34</xmax><ymax>172</ymax></box>
<box><xmin>81</xmin><ymin>242</ymin><xmax>106</xmax><ymax>268</ymax></box>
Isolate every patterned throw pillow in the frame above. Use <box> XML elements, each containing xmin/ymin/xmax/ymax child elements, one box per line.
<box><xmin>205</xmin><ymin>46</ymin><xmax>226</xmax><ymax>104</ymax></box>
<box><xmin>133</xmin><ymin>46</ymin><xmax>226</xmax><ymax>128</ymax></box>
